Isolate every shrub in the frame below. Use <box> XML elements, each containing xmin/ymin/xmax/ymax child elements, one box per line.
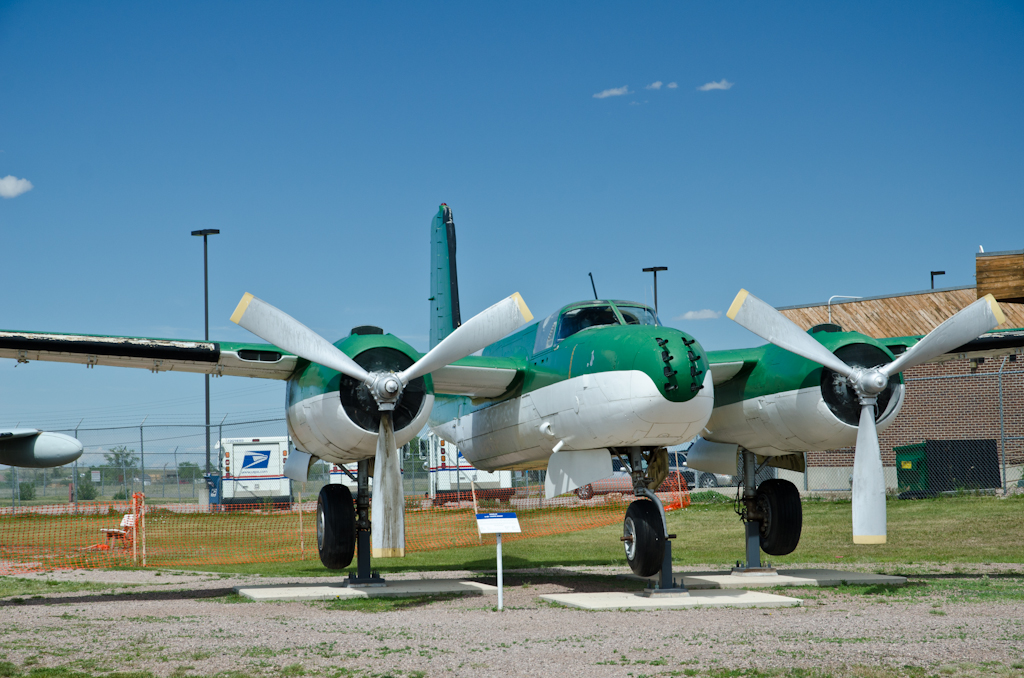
<box><xmin>112</xmin><ymin>489</ymin><xmax>128</xmax><ymax>501</ymax></box>
<box><xmin>17</xmin><ymin>482</ymin><xmax>35</xmax><ymax>501</ymax></box>
<box><xmin>77</xmin><ymin>481</ymin><xmax>99</xmax><ymax>501</ymax></box>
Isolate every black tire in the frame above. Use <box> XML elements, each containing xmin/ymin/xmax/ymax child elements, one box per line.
<box><xmin>756</xmin><ymin>479</ymin><xmax>802</xmax><ymax>556</ymax></box>
<box><xmin>623</xmin><ymin>500</ymin><xmax>665</xmax><ymax>577</ymax></box>
<box><xmin>575</xmin><ymin>484</ymin><xmax>594</xmax><ymax>500</ymax></box>
<box><xmin>699</xmin><ymin>473</ymin><xmax>719</xmax><ymax>488</ymax></box>
<box><xmin>317</xmin><ymin>484</ymin><xmax>356</xmax><ymax>569</ymax></box>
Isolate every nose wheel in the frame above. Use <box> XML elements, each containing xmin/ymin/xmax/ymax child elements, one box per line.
<box><xmin>622</xmin><ymin>500</ymin><xmax>664</xmax><ymax>577</ymax></box>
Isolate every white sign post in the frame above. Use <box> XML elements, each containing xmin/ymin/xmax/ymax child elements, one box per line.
<box><xmin>476</xmin><ymin>512</ymin><xmax>521</xmax><ymax>610</ymax></box>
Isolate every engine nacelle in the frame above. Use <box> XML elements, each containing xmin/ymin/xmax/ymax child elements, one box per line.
<box><xmin>704</xmin><ymin>338</ymin><xmax>904</xmax><ymax>457</ymax></box>
<box><xmin>284</xmin><ymin>332</ymin><xmax>434</xmax><ymax>464</ymax></box>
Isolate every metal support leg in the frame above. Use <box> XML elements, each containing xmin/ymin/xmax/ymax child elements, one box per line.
<box><xmin>733</xmin><ymin>448</ymin><xmax>774</xmax><ymax>574</ymax></box>
<box><xmin>743</xmin><ymin>448</ymin><xmax>762</xmax><ymax>569</ymax></box>
<box><xmin>348</xmin><ymin>459</ymin><xmax>385</xmax><ymax>587</ymax></box>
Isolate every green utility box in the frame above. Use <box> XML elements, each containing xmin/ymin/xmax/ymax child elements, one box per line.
<box><xmin>894</xmin><ymin>443</ymin><xmax>928</xmax><ymax>495</ymax></box>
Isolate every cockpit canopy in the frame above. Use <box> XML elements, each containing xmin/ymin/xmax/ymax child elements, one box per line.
<box><xmin>533</xmin><ymin>300</ymin><xmax>661</xmax><ymax>354</ymax></box>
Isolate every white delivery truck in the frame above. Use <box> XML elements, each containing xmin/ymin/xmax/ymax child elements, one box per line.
<box><xmin>422</xmin><ymin>432</ymin><xmax>513</xmax><ymax>506</ymax></box>
<box><xmin>219</xmin><ymin>437</ymin><xmax>292</xmax><ymax>506</ymax></box>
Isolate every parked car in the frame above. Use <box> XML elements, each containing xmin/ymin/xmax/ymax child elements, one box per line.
<box><xmin>573</xmin><ymin>453</ymin><xmax>694</xmax><ymax>499</ymax></box>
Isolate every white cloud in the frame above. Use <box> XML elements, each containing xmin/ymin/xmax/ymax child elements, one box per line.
<box><xmin>646</xmin><ymin>81</ymin><xmax>663</xmax><ymax>90</ymax></box>
<box><xmin>697</xmin><ymin>79</ymin><xmax>734</xmax><ymax>91</ymax></box>
<box><xmin>677</xmin><ymin>309</ymin><xmax>722</xmax><ymax>321</ymax></box>
<box><xmin>0</xmin><ymin>175</ymin><xmax>33</xmax><ymax>199</ymax></box>
<box><xmin>593</xmin><ymin>85</ymin><xmax>630</xmax><ymax>99</ymax></box>
<box><xmin>666</xmin><ymin>82</ymin><xmax>678</xmax><ymax>89</ymax></box>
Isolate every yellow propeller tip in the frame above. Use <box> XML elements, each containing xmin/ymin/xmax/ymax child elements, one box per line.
<box><xmin>983</xmin><ymin>293</ymin><xmax>1007</xmax><ymax>326</ymax></box>
<box><xmin>230</xmin><ymin>293</ymin><xmax>254</xmax><ymax>325</ymax></box>
<box><xmin>726</xmin><ymin>289</ymin><xmax>749</xmax><ymax>320</ymax></box>
<box><xmin>853</xmin><ymin>535</ymin><xmax>886</xmax><ymax>545</ymax></box>
<box><xmin>512</xmin><ymin>292</ymin><xmax>533</xmax><ymax>323</ymax></box>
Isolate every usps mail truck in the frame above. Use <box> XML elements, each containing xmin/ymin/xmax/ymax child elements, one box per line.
<box><xmin>219</xmin><ymin>437</ymin><xmax>292</xmax><ymax>506</ymax></box>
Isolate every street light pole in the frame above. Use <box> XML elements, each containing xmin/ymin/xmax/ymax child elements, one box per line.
<box><xmin>930</xmin><ymin>270</ymin><xmax>946</xmax><ymax>290</ymax></box>
<box><xmin>192</xmin><ymin>229</ymin><xmax>220</xmax><ymax>473</ymax></box>
<box><xmin>642</xmin><ymin>266</ymin><xmax>668</xmax><ymax>318</ymax></box>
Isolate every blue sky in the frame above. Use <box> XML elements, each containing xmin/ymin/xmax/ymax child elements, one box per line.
<box><xmin>2</xmin><ymin>1</ymin><xmax>1022</xmax><ymax>429</ymax></box>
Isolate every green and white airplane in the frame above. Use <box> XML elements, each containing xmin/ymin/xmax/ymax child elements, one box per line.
<box><xmin>0</xmin><ymin>204</ymin><xmax>1008</xmax><ymax>582</ymax></box>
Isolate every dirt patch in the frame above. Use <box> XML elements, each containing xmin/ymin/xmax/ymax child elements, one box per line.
<box><xmin>1</xmin><ymin>566</ymin><xmax>1022</xmax><ymax>677</ymax></box>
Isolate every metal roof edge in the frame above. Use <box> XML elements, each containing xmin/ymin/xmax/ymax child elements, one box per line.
<box><xmin>976</xmin><ymin>249</ymin><xmax>1024</xmax><ymax>258</ymax></box>
<box><xmin>777</xmin><ymin>285</ymin><xmax>977</xmax><ymax>311</ymax></box>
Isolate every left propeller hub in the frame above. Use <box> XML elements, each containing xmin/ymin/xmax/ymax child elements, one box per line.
<box><xmin>368</xmin><ymin>372</ymin><xmax>403</xmax><ymax>411</ymax></box>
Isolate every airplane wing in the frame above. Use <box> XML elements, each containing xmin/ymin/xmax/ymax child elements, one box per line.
<box><xmin>0</xmin><ymin>328</ymin><xmax>527</xmax><ymax>393</ymax></box>
<box><xmin>881</xmin><ymin>327</ymin><xmax>1024</xmax><ymax>363</ymax></box>
<box><xmin>706</xmin><ymin>348</ymin><xmax>760</xmax><ymax>386</ymax></box>
<box><xmin>707</xmin><ymin>326</ymin><xmax>1024</xmax><ymax>391</ymax></box>
<box><xmin>0</xmin><ymin>329</ymin><xmax>298</xmax><ymax>379</ymax></box>
<box><xmin>430</xmin><ymin>355</ymin><xmax>523</xmax><ymax>399</ymax></box>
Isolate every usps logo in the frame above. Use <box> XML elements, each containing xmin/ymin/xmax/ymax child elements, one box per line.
<box><xmin>241</xmin><ymin>451</ymin><xmax>271</xmax><ymax>472</ymax></box>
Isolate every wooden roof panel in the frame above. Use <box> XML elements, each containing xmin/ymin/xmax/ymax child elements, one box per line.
<box><xmin>778</xmin><ymin>287</ymin><xmax>1024</xmax><ymax>337</ymax></box>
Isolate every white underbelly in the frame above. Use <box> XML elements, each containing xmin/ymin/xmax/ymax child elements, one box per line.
<box><xmin>432</xmin><ymin>370</ymin><xmax>714</xmax><ymax>471</ymax></box>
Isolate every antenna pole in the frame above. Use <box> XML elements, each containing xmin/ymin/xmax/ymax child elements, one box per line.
<box><xmin>588</xmin><ymin>272</ymin><xmax>598</xmax><ymax>300</ymax></box>
<box><xmin>642</xmin><ymin>267</ymin><xmax>668</xmax><ymax>315</ymax></box>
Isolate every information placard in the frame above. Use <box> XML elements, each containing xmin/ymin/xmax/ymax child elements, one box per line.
<box><xmin>476</xmin><ymin>512</ymin><xmax>521</xmax><ymax>535</ymax></box>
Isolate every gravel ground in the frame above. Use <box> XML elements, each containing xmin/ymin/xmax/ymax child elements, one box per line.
<box><xmin>2</xmin><ymin>565</ymin><xmax>1023</xmax><ymax>678</ymax></box>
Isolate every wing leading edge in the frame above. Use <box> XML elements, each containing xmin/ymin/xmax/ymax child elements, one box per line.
<box><xmin>0</xmin><ymin>330</ymin><xmax>298</xmax><ymax>379</ymax></box>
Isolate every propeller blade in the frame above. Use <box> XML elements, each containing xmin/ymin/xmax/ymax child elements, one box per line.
<box><xmin>852</xmin><ymin>402</ymin><xmax>886</xmax><ymax>544</ymax></box>
<box><xmin>883</xmin><ymin>294</ymin><xmax>1006</xmax><ymax>377</ymax></box>
<box><xmin>371</xmin><ymin>411</ymin><xmax>405</xmax><ymax>558</ymax></box>
<box><xmin>230</xmin><ymin>293</ymin><xmax>371</xmax><ymax>383</ymax></box>
<box><xmin>399</xmin><ymin>292</ymin><xmax>533</xmax><ymax>385</ymax></box>
<box><xmin>727</xmin><ymin>289</ymin><xmax>854</xmax><ymax>377</ymax></box>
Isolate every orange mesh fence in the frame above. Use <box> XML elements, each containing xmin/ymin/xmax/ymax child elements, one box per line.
<box><xmin>0</xmin><ymin>478</ymin><xmax>689</xmax><ymax>572</ymax></box>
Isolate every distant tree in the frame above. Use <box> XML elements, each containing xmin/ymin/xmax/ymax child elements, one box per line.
<box><xmin>177</xmin><ymin>461</ymin><xmax>203</xmax><ymax>481</ymax></box>
<box><xmin>103</xmin><ymin>446</ymin><xmax>139</xmax><ymax>469</ymax></box>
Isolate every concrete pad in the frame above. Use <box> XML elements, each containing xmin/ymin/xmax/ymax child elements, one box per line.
<box><xmin>541</xmin><ymin>588</ymin><xmax>802</xmax><ymax>610</ymax></box>
<box><xmin>619</xmin><ymin>568</ymin><xmax>906</xmax><ymax>590</ymax></box>
<box><xmin>234</xmin><ymin>579</ymin><xmax>496</xmax><ymax>602</ymax></box>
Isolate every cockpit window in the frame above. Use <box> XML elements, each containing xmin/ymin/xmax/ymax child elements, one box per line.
<box><xmin>533</xmin><ymin>312</ymin><xmax>559</xmax><ymax>354</ymax></box>
<box><xmin>617</xmin><ymin>305</ymin><xmax>659</xmax><ymax>326</ymax></box>
<box><xmin>555</xmin><ymin>305</ymin><xmax>620</xmax><ymax>343</ymax></box>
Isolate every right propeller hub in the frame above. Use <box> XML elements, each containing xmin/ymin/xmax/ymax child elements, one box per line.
<box><xmin>820</xmin><ymin>344</ymin><xmax>902</xmax><ymax>427</ymax></box>
<box><xmin>849</xmin><ymin>368</ymin><xmax>888</xmax><ymax>396</ymax></box>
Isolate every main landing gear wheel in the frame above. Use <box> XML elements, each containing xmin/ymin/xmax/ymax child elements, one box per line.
<box><xmin>756</xmin><ymin>478</ymin><xmax>802</xmax><ymax>556</ymax></box>
<box><xmin>623</xmin><ymin>500</ymin><xmax>664</xmax><ymax>577</ymax></box>
<box><xmin>317</xmin><ymin>484</ymin><xmax>356</xmax><ymax>569</ymax></box>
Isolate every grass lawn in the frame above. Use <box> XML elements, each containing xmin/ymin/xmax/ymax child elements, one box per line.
<box><xmin>167</xmin><ymin>493</ymin><xmax>1024</xmax><ymax>577</ymax></box>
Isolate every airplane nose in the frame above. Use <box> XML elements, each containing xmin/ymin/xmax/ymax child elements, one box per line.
<box><xmin>35</xmin><ymin>432</ymin><xmax>84</xmax><ymax>466</ymax></box>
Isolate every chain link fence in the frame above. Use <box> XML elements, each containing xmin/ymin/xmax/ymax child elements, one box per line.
<box><xmin>2</xmin><ymin>418</ymin><xmax>288</xmax><ymax>507</ymax></box>
<box><xmin>4</xmin><ymin>359</ymin><xmax>1021</xmax><ymax>507</ymax></box>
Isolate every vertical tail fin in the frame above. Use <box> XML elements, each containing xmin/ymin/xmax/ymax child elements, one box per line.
<box><xmin>429</xmin><ymin>204</ymin><xmax>461</xmax><ymax>349</ymax></box>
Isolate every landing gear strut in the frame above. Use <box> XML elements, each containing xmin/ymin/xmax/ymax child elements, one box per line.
<box><xmin>620</xmin><ymin>447</ymin><xmax>687</xmax><ymax>596</ymax></box>
<box><xmin>346</xmin><ymin>459</ymin><xmax>385</xmax><ymax>587</ymax></box>
<box><xmin>734</xmin><ymin>448</ymin><xmax>802</xmax><ymax>573</ymax></box>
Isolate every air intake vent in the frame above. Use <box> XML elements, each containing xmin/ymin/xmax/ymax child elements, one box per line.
<box><xmin>351</xmin><ymin>326</ymin><xmax>384</xmax><ymax>336</ymax></box>
<box><xmin>237</xmin><ymin>350</ymin><xmax>283</xmax><ymax>362</ymax></box>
